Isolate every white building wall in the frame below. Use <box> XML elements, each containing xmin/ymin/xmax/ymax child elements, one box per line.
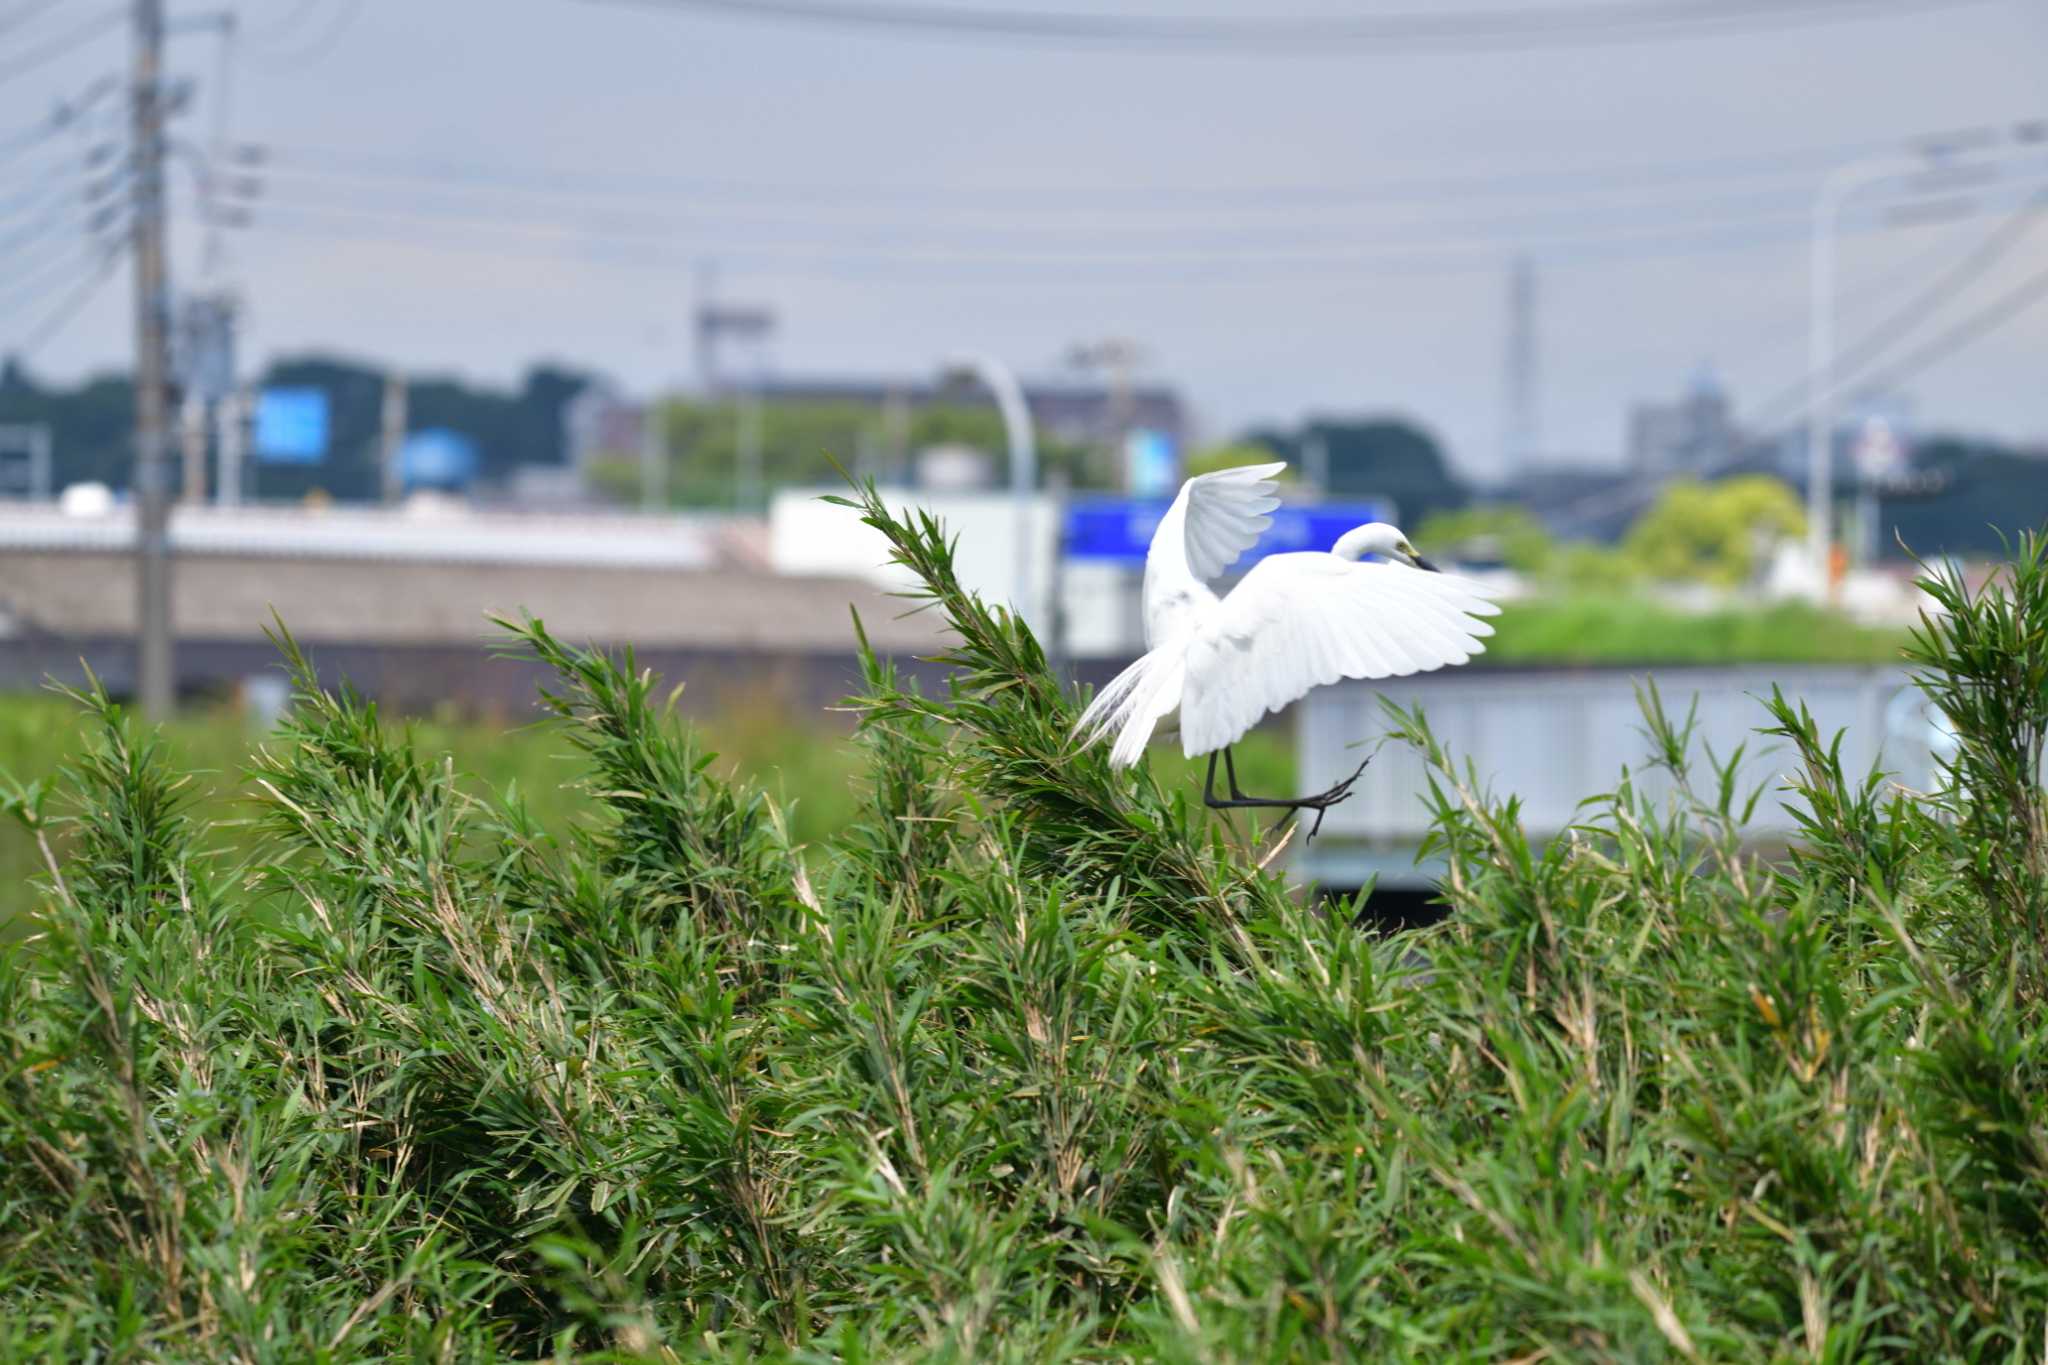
<box><xmin>769</xmin><ymin>487</ymin><xmax>1143</xmax><ymax>658</ymax></box>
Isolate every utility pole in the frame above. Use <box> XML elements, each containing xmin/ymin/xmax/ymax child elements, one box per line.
<box><xmin>380</xmin><ymin>370</ymin><xmax>407</xmax><ymax>503</ymax></box>
<box><xmin>179</xmin><ymin>393</ymin><xmax>206</xmax><ymax>503</ymax></box>
<box><xmin>1504</xmin><ymin>254</ymin><xmax>1538</xmax><ymax>477</ymax></box>
<box><xmin>1067</xmin><ymin>338</ymin><xmax>1141</xmax><ymax>488</ymax></box>
<box><xmin>131</xmin><ymin>0</ymin><xmax>174</xmax><ymax>717</ymax></box>
<box><xmin>1304</xmin><ymin>430</ymin><xmax>1329</xmax><ymax>496</ymax></box>
<box><xmin>695</xmin><ymin>289</ymin><xmax>776</xmax><ymax>511</ymax></box>
<box><xmin>639</xmin><ymin>396</ymin><xmax>666</xmax><ymax>511</ymax></box>
<box><xmin>216</xmin><ymin>386</ymin><xmax>244</xmax><ymax>506</ymax></box>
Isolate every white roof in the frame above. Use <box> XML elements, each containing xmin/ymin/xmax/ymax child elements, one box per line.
<box><xmin>0</xmin><ymin>500</ymin><xmax>721</xmax><ymax>570</ymax></box>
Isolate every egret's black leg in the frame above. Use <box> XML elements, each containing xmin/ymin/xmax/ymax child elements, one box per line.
<box><xmin>1200</xmin><ymin>745</ymin><xmax>1370</xmax><ymax>843</ymax></box>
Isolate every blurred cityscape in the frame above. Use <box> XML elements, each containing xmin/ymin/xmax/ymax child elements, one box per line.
<box><xmin>0</xmin><ymin>0</ymin><xmax>2043</xmax><ymax>745</ymax></box>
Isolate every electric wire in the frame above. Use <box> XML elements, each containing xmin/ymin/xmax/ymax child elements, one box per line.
<box><xmin>0</xmin><ymin>6</ymin><xmax>124</xmax><ymax>84</ymax></box>
<box><xmin>8</xmin><ymin>250</ymin><xmax>119</xmax><ymax>359</ymax></box>
<box><xmin>577</xmin><ymin>0</ymin><xmax>1989</xmax><ymax>52</ymax></box>
<box><xmin>1736</xmin><ymin>189</ymin><xmax>2048</xmax><ymax>433</ymax></box>
<box><xmin>0</xmin><ymin>0</ymin><xmax>60</xmax><ymax>38</ymax></box>
<box><xmin>251</xmin><ymin>0</ymin><xmax>362</xmax><ymax>68</ymax></box>
<box><xmin>255</xmin><ymin>128</ymin><xmax>1933</xmax><ymax>214</ymax></box>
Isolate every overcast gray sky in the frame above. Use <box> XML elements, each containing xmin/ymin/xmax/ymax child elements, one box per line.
<box><xmin>5</xmin><ymin>0</ymin><xmax>2045</xmax><ymax>478</ymax></box>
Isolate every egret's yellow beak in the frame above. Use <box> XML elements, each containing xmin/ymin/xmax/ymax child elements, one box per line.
<box><xmin>1401</xmin><ymin>544</ymin><xmax>1441</xmax><ymax>573</ymax></box>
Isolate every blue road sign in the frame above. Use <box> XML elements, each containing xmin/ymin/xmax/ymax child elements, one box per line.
<box><xmin>399</xmin><ymin>428</ymin><xmax>480</xmax><ymax>489</ymax></box>
<box><xmin>1064</xmin><ymin>498</ymin><xmax>1395</xmax><ymax>566</ymax></box>
<box><xmin>253</xmin><ymin>387</ymin><xmax>329</xmax><ymax>464</ymax></box>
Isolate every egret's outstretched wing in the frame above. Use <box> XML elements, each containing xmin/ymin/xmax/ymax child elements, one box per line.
<box><xmin>1171</xmin><ymin>461</ymin><xmax>1288</xmax><ymax>582</ymax></box>
<box><xmin>1144</xmin><ymin>461</ymin><xmax>1289</xmax><ymax>648</ymax></box>
<box><xmin>1176</xmin><ymin>554</ymin><xmax>1501</xmax><ymax>758</ymax></box>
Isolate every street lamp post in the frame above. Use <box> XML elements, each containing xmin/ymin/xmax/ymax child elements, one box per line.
<box><xmin>942</xmin><ymin>355</ymin><xmax>1038</xmax><ymax>626</ymax></box>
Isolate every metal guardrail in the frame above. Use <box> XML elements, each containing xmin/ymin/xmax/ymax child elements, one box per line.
<box><xmin>1296</xmin><ymin>665</ymin><xmax>1944</xmax><ymax>890</ymax></box>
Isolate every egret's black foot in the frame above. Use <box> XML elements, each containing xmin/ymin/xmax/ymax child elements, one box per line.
<box><xmin>1201</xmin><ymin>751</ymin><xmax>1371</xmax><ymax>842</ymax></box>
<box><xmin>1307</xmin><ymin>756</ymin><xmax>1371</xmax><ymax>807</ymax></box>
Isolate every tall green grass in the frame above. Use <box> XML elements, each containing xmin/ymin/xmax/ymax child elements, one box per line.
<box><xmin>2</xmin><ymin>487</ymin><xmax>2044</xmax><ymax>1361</ymax></box>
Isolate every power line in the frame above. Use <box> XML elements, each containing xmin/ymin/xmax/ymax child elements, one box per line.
<box><xmin>241</xmin><ymin>130</ymin><xmax>2048</xmax><ymax>251</ymax></box>
<box><xmin>578</xmin><ymin>0</ymin><xmax>1988</xmax><ymax>51</ymax></box>
<box><xmin>236</xmin><ymin>188</ymin><xmax>1829</xmax><ymax>268</ymax></box>
<box><xmin>239</xmin><ymin>0</ymin><xmax>327</xmax><ymax>48</ymax></box>
<box><xmin>1544</xmin><ymin>235</ymin><xmax>2048</xmax><ymax>535</ymax></box>
<box><xmin>1844</xmin><ymin>256</ymin><xmax>2048</xmax><ymax>401</ymax></box>
<box><xmin>260</xmin><ymin>131</ymin><xmax>1907</xmax><ymax>212</ymax></box>
<box><xmin>250</xmin><ymin>0</ymin><xmax>362</xmax><ymax>68</ymax></box>
<box><xmin>233</xmin><ymin>149</ymin><xmax>2048</xmax><ymax>269</ymax></box>
<box><xmin>247</xmin><ymin>165</ymin><xmax>1833</xmax><ymax>247</ymax></box>
<box><xmin>217</xmin><ymin>186</ymin><xmax>1978</xmax><ymax>287</ymax></box>
<box><xmin>254</xmin><ymin>139</ymin><xmax>1929</xmax><ymax>227</ymax></box>
<box><xmin>8</xmin><ymin>252</ymin><xmax>119</xmax><ymax>359</ymax></box>
<box><xmin>0</xmin><ymin>6</ymin><xmax>124</xmax><ymax>84</ymax></box>
<box><xmin>1739</xmin><ymin>188</ymin><xmax>2048</xmax><ymax>432</ymax></box>
<box><xmin>0</xmin><ymin>233</ymin><xmax>125</xmax><ymax>314</ymax></box>
<box><xmin>0</xmin><ymin>0</ymin><xmax>62</xmax><ymax>37</ymax></box>
<box><xmin>0</xmin><ymin>74</ymin><xmax>119</xmax><ymax>169</ymax></box>
<box><xmin>0</xmin><ymin>185</ymin><xmax>94</xmax><ymax>261</ymax></box>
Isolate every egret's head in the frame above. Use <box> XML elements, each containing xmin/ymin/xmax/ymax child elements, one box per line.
<box><xmin>1333</xmin><ymin>522</ymin><xmax>1439</xmax><ymax>572</ymax></box>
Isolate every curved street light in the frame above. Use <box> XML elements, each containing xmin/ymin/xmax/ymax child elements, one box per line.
<box><xmin>941</xmin><ymin>354</ymin><xmax>1038</xmax><ymax>625</ymax></box>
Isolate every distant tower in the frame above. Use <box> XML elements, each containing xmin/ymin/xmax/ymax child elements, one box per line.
<box><xmin>1504</xmin><ymin>254</ymin><xmax>1538</xmax><ymax>476</ymax></box>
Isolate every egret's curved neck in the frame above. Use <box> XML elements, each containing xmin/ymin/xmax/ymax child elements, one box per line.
<box><xmin>1332</xmin><ymin>526</ymin><xmax>1381</xmax><ymax>562</ymax></box>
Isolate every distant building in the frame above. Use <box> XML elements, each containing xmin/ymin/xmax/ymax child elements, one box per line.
<box><xmin>1627</xmin><ymin>368</ymin><xmax>1740</xmax><ymax>478</ymax></box>
<box><xmin>752</xmin><ymin>376</ymin><xmax>1191</xmax><ymax>466</ymax></box>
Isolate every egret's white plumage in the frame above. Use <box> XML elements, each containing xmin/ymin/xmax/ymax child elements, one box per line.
<box><xmin>1074</xmin><ymin>462</ymin><xmax>1501</xmax><ymax>770</ymax></box>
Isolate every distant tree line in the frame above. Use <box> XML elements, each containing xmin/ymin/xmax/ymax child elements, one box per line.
<box><xmin>0</xmin><ymin>355</ymin><xmax>592</xmax><ymax>503</ymax></box>
<box><xmin>5</xmin><ymin>351</ymin><xmax>2044</xmax><ymax>563</ymax></box>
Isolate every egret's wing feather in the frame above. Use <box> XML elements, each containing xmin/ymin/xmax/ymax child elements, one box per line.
<box><xmin>1071</xmin><ymin>639</ymin><xmax>1188</xmax><ymax>771</ymax></box>
<box><xmin>1177</xmin><ymin>461</ymin><xmax>1287</xmax><ymax>582</ymax></box>
<box><xmin>1177</xmin><ymin>554</ymin><xmax>1500</xmax><ymax>758</ymax></box>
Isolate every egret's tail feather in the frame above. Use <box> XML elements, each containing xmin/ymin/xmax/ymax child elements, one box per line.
<box><xmin>1073</xmin><ymin>646</ymin><xmax>1185</xmax><ymax>771</ymax></box>
<box><xmin>1071</xmin><ymin>656</ymin><xmax>1146</xmax><ymax>745</ymax></box>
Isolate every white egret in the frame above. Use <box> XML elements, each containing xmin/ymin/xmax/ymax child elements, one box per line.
<box><xmin>1072</xmin><ymin>461</ymin><xmax>1501</xmax><ymax>833</ymax></box>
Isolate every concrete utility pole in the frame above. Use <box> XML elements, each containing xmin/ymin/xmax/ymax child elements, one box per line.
<box><xmin>1504</xmin><ymin>254</ymin><xmax>1538</xmax><ymax>476</ymax></box>
<box><xmin>179</xmin><ymin>393</ymin><xmax>206</xmax><ymax>503</ymax></box>
<box><xmin>131</xmin><ymin>0</ymin><xmax>174</xmax><ymax>717</ymax></box>
<box><xmin>1067</xmin><ymin>338</ymin><xmax>1141</xmax><ymax>487</ymax></box>
<box><xmin>380</xmin><ymin>370</ymin><xmax>407</xmax><ymax>503</ymax></box>
<box><xmin>1304</xmin><ymin>430</ymin><xmax>1329</xmax><ymax>496</ymax></box>
<box><xmin>639</xmin><ymin>397</ymin><xmax>666</xmax><ymax>511</ymax></box>
<box><xmin>216</xmin><ymin>387</ymin><xmax>244</xmax><ymax>506</ymax></box>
